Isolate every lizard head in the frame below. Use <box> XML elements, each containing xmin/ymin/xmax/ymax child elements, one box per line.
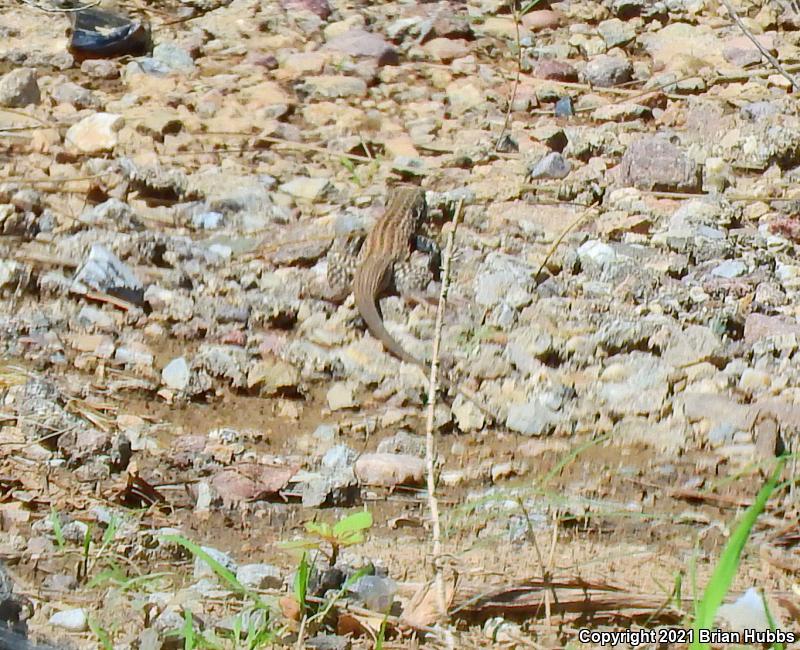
<box><xmin>387</xmin><ymin>184</ymin><xmax>427</xmax><ymax>229</ymax></box>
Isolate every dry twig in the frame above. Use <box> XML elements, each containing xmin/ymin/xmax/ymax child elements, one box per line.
<box><xmin>424</xmin><ymin>198</ymin><xmax>465</xmax><ymax>624</ymax></box>
<box><xmin>17</xmin><ymin>0</ymin><xmax>100</xmax><ymax>12</ymax></box>
<box><xmin>719</xmin><ymin>0</ymin><xmax>800</xmax><ymax>91</ymax></box>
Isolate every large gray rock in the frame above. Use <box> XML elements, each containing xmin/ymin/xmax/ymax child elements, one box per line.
<box><xmin>0</xmin><ymin>68</ymin><xmax>40</xmax><ymax>107</ymax></box>
<box><xmin>583</xmin><ymin>55</ymin><xmax>633</xmax><ymax>87</ymax></box>
<box><xmin>618</xmin><ymin>136</ymin><xmax>701</xmax><ymax>192</ymax></box>
<box><xmin>323</xmin><ymin>29</ymin><xmax>398</xmax><ymax>65</ymax></box>
<box><xmin>73</xmin><ymin>244</ymin><xmax>141</xmax><ymax>292</ymax></box>
<box><xmin>597</xmin><ymin>352</ymin><xmax>672</xmax><ymax>416</ymax></box>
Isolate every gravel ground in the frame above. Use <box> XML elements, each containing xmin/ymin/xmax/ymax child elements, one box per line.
<box><xmin>1</xmin><ymin>0</ymin><xmax>800</xmax><ymax>647</ymax></box>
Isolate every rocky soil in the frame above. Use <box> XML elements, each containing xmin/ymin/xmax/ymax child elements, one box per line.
<box><xmin>1</xmin><ymin>0</ymin><xmax>800</xmax><ymax>647</ymax></box>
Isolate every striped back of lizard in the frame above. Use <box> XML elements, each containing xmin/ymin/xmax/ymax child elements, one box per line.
<box><xmin>352</xmin><ymin>185</ymin><xmax>428</xmax><ymax>366</ymax></box>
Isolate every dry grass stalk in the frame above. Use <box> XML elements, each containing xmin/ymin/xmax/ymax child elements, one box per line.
<box><xmin>424</xmin><ymin>197</ymin><xmax>465</xmax><ymax>624</ymax></box>
<box><xmin>720</xmin><ymin>0</ymin><xmax>800</xmax><ymax>91</ymax></box>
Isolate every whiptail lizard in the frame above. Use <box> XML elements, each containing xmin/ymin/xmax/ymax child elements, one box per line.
<box><xmin>328</xmin><ymin>185</ymin><xmax>494</xmax><ymax>421</ymax></box>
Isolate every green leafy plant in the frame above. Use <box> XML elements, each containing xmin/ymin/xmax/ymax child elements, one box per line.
<box><xmin>340</xmin><ymin>157</ymin><xmax>361</xmax><ymax>185</ymax></box>
<box><xmin>283</xmin><ymin>513</ymin><xmax>375</xmax><ymax>646</ymax></box>
<box><xmin>282</xmin><ymin>510</ymin><xmax>373</xmax><ymax>566</ymax></box>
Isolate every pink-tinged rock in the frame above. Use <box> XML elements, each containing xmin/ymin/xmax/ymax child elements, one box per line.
<box><xmin>744</xmin><ymin>313</ymin><xmax>800</xmax><ymax>344</ymax></box>
<box><xmin>521</xmin><ymin>9</ymin><xmax>561</xmax><ymax>31</ymax></box>
<box><xmin>355</xmin><ymin>453</ymin><xmax>425</xmax><ymax>487</ymax></box>
<box><xmin>384</xmin><ymin>134</ymin><xmax>419</xmax><ymax>158</ymax></box>
<box><xmin>58</xmin><ymin>428</ymin><xmax>111</xmax><ymax>461</ymax></box>
<box><xmin>211</xmin><ymin>462</ymin><xmax>299</xmax><ymax>506</ymax></box>
<box><xmin>65</xmin><ymin>112</ymin><xmax>124</xmax><ymax>154</ymax></box>
<box><xmin>281</xmin><ymin>51</ymin><xmax>327</xmax><ymax>74</ymax></box>
<box><xmin>220</xmin><ymin>329</ymin><xmax>246</xmax><ymax>346</ymax></box>
<box><xmin>423</xmin><ymin>37</ymin><xmax>470</xmax><ymax>62</ymax></box>
<box><xmin>768</xmin><ymin>216</ymin><xmax>800</xmax><ymax>242</ymax></box>
<box><xmin>323</xmin><ymin>29</ymin><xmax>399</xmax><ymax>65</ymax></box>
<box><xmin>431</xmin><ymin>15</ymin><xmax>472</xmax><ymax>39</ymax></box>
<box><xmin>618</xmin><ymin>136</ymin><xmax>700</xmax><ymax>192</ymax></box>
<box><xmin>533</xmin><ymin>60</ymin><xmax>578</xmax><ymax>82</ymax></box>
<box><xmin>244</xmin><ymin>80</ymin><xmax>295</xmax><ymax>111</ymax></box>
<box><xmin>245</xmin><ymin>52</ymin><xmax>279</xmax><ymax>69</ymax></box>
<box><xmin>281</xmin><ymin>0</ymin><xmax>330</xmax><ymax>19</ymax></box>
<box><xmin>171</xmin><ymin>435</ymin><xmax>206</xmax><ymax>469</ymax></box>
<box><xmin>722</xmin><ymin>34</ymin><xmax>776</xmax><ymax>67</ymax></box>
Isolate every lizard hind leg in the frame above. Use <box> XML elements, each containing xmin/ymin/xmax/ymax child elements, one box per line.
<box><xmin>393</xmin><ymin>259</ymin><xmax>434</xmax><ymax>296</ymax></box>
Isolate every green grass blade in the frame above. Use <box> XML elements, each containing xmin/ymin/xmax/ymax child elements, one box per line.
<box><xmin>87</xmin><ymin>616</ymin><xmax>113</xmax><ymax>650</ymax></box>
<box><xmin>308</xmin><ymin>566</ymin><xmax>370</xmax><ymax>626</ymax></box>
<box><xmin>101</xmin><ymin>514</ymin><xmax>119</xmax><ymax>546</ymax></box>
<box><xmin>691</xmin><ymin>457</ymin><xmax>786</xmax><ymax>650</ymax></box>
<box><xmin>537</xmin><ymin>434</ymin><xmax>610</xmax><ymax>489</ymax></box>
<box><xmin>163</xmin><ymin>534</ymin><xmax>242</xmax><ymax>593</ymax></box>
<box><xmin>376</xmin><ymin>615</ymin><xmax>387</xmax><ymax>650</ymax></box>
<box><xmin>520</xmin><ymin>0</ymin><xmax>544</xmax><ymax>16</ymax></box>
<box><xmin>81</xmin><ymin>522</ymin><xmax>92</xmax><ymax>579</ymax></box>
<box><xmin>689</xmin><ymin>543</ymin><xmax>698</xmax><ymax>629</ymax></box>
<box><xmin>294</xmin><ymin>552</ymin><xmax>310</xmax><ymax>616</ymax></box>
<box><xmin>762</xmin><ymin>590</ymin><xmax>785</xmax><ymax>650</ymax></box>
<box><xmin>183</xmin><ymin>609</ymin><xmax>195</xmax><ymax>650</ymax></box>
<box><xmin>162</xmin><ymin>534</ymin><xmax>264</xmax><ymax>606</ymax></box>
<box><xmin>50</xmin><ymin>507</ymin><xmax>65</xmax><ymax>551</ymax></box>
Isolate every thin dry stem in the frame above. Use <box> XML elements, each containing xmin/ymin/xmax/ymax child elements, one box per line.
<box><xmin>424</xmin><ymin>198</ymin><xmax>464</xmax><ymax>622</ymax></box>
<box><xmin>535</xmin><ymin>207</ymin><xmax>595</xmax><ymax>279</ymax></box>
<box><xmin>495</xmin><ymin>1</ymin><xmax>523</xmax><ymax>149</ymax></box>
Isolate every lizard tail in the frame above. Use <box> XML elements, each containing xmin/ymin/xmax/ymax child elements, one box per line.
<box><xmin>355</xmin><ymin>291</ymin><xmax>497</xmax><ymax>423</ymax></box>
<box><xmin>354</xmin><ymin>290</ymin><xmax>425</xmax><ymax>368</ymax></box>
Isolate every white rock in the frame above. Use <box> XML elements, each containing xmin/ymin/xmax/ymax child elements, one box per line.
<box><xmin>0</xmin><ymin>260</ymin><xmax>20</xmax><ymax>289</ymax></box>
<box><xmin>0</xmin><ymin>68</ymin><xmax>40</xmax><ymax>107</ymax></box>
<box><xmin>193</xmin><ymin>545</ymin><xmax>237</xmax><ymax>580</ymax></box>
<box><xmin>354</xmin><ymin>452</ymin><xmax>425</xmax><ymax>487</ymax></box>
<box><xmin>195</xmin><ymin>480</ymin><xmax>212</xmax><ymax>512</ymax></box>
<box><xmin>279</xmin><ymin>176</ymin><xmax>331</xmax><ymax>201</ymax></box>
<box><xmin>578</xmin><ymin>240</ymin><xmax>617</xmax><ymax>268</ymax></box>
<box><xmin>162</xmin><ymin>357</ymin><xmax>190</xmax><ymax>390</ymax></box>
<box><xmin>326</xmin><ymin>381</ymin><xmax>356</xmax><ymax>410</ymax></box>
<box><xmin>711</xmin><ymin>260</ymin><xmax>747</xmax><ymax>278</ymax></box>
<box><xmin>49</xmin><ymin>608</ymin><xmax>88</xmax><ymax>632</ymax></box>
<box><xmin>716</xmin><ymin>587</ymin><xmax>773</xmax><ymax>632</ymax></box>
<box><xmin>65</xmin><ymin>112</ymin><xmax>124</xmax><ymax>154</ymax></box>
<box><xmin>115</xmin><ymin>342</ymin><xmax>154</xmax><ymax>367</ymax></box>
<box><xmin>235</xmin><ymin>563</ymin><xmax>282</xmax><ymax>589</ymax></box>
<box><xmin>73</xmin><ymin>243</ymin><xmax>141</xmax><ymax>292</ymax></box>
<box><xmin>738</xmin><ymin>369</ymin><xmax>771</xmax><ymax>393</ymax></box>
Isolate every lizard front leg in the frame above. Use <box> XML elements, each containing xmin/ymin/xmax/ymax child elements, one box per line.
<box><xmin>414</xmin><ymin>234</ymin><xmax>441</xmax><ymax>281</ymax></box>
<box><xmin>325</xmin><ymin>235</ymin><xmax>363</xmax><ymax>302</ymax></box>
